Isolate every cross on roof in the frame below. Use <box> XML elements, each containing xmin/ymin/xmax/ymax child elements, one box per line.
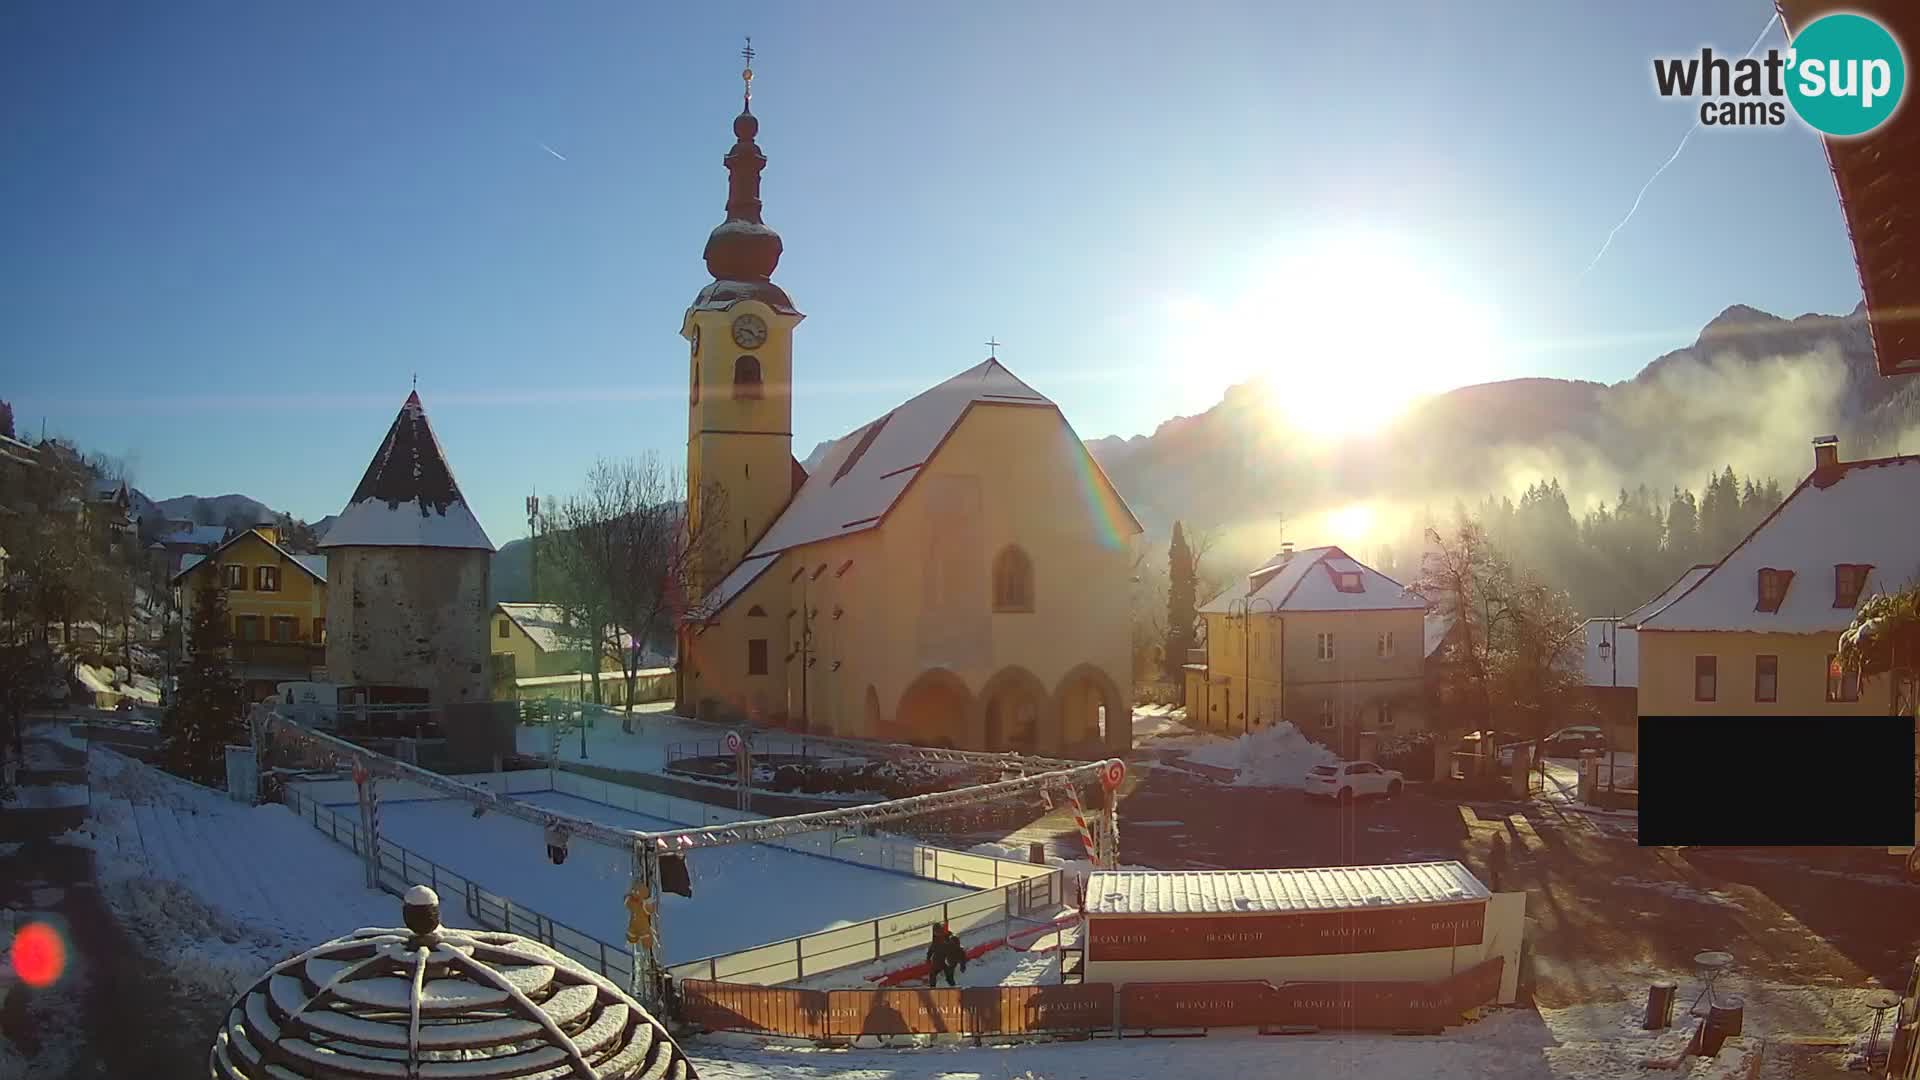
<box><xmin>985</xmin><ymin>337</ymin><xmax>1002</xmax><ymax>359</ymax></box>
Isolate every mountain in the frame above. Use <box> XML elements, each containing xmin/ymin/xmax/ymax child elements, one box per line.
<box><xmin>142</xmin><ymin>493</ymin><xmax>278</xmax><ymax>530</ymax></box>
<box><xmin>1088</xmin><ymin>302</ymin><xmax>1917</xmax><ymax>572</ymax></box>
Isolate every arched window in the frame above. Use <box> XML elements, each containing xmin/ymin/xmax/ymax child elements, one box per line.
<box><xmin>992</xmin><ymin>545</ymin><xmax>1034</xmax><ymax>613</ymax></box>
<box><xmin>733</xmin><ymin>356</ymin><xmax>763</xmax><ymax>400</ymax></box>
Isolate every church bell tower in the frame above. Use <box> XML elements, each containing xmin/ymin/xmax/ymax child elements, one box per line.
<box><xmin>683</xmin><ymin>40</ymin><xmax>804</xmax><ymax>600</ymax></box>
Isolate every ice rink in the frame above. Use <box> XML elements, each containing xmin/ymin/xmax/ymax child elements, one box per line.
<box><xmin>335</xmin><ymin>790</ymin><xmax>975</xmax><ymax>965</ymax></box>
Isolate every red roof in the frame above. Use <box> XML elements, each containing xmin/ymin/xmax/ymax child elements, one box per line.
<box><xmin>1778</xmin><ymin>1</ymin><xmax>1920</xmax><ymax>376</ymax></box>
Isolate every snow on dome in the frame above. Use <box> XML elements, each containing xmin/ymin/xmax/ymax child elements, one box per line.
<box><xmin>211</xmin><ymin>887</ymin><xmax>691</xmax><ymax>1080</ymax></box>
<box><xmin>405</xmin><ymin>884</ymin><xmax>438</xmax><ymax>906</ymax></box>
<box><xmin>319</xmin><ymin>391</ymin><xmax>495</xmax><ymax>552</ymax></box>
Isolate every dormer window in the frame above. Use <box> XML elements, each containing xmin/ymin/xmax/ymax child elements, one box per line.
<box><xmin>1335</xmin><ymin>571</ymin><xmax>1364</xmax><ymax>593</ymax></box>
<box><xmin>1755</xmin><ymin>568</ymin><xmax>1793</xmax><ymax>613</ymax></box>
<box><xmin>1834</xmin><ymin>564</ymin><xmax>1872</xmax><ymax>609</ymax></box>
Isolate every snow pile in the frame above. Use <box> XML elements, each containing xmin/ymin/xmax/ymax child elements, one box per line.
<box><xmin>58</xmin><ymin>748</ymin><xmax>397</xmax><ymax>998</ymax></box>
<box><xmin>1181</xmin><ymin>722</ymin><xmax>1340</xmax><ymax>788</ymax></box>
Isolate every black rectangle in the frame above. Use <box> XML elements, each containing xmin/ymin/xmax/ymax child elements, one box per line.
<box><xmin>1638</xmin><ymin>715</ymin><xmax>1916</xmax><ymax>847</ymax></box>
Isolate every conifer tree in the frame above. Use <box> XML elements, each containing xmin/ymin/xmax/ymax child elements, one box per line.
<box><xmin>1164</xmin><ymin>521</ymin><xmax>1197</xmax><ymax>688</ymax></box>
<box><xmin>161</xmin><ymin>577</ymin><xmax>246</xmax><ymax>785</ymax></box>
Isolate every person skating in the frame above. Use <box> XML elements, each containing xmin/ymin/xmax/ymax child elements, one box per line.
<box><xmin>925</xmin><ymin>924</ymin><xmax>949</xmax><ymax>986</ymax></box>
<box><xmin>545</xmin><ymin>821</ymin><xmax>569</xmax><ymax>864</ymax></box>
<box><xmin>926</xmin><ymin>923</ymin><xmax>967</xmax><ymax>987</ymax></box>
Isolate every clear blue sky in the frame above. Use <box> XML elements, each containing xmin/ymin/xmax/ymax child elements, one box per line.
<box><xmin>1</xmin><ymin>1</ymin><xmax>1867</xmax><ymax>545</ymax></box>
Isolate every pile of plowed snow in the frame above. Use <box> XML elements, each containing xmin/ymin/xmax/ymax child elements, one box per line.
<box><xmin>1181</xmin><ymin>722</ymin><xmax>1339</xmax><ymax>788</ymax></box>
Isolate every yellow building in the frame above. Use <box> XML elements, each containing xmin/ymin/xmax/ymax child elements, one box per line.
<box><xmin>674</xmin><ymin>77</ymin><xmax>1142</xmax><ymax>756</ymax></box>
<box><xmin>173</xmin><ymin>524</ymin><xmax>328</xmax><ymax>700</ymax></box>
<box><xmin>1186</xmin><ymin>544</ymin><xmax>1429</xmax><ymax>753</ymax></box>
<box><xmin>1633</xmin><ymin>438</ymin><xmax>1918</xmax><ymax>717</ymax></box>
<box><xmin>490</xmin><ymin>603</ymin><xmax>673</xmax><ymax>705</ymax></box>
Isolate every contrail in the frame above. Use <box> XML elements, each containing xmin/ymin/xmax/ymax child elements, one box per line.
<box><xmin>539</xmin><ymin>142</ymin><xmax>568</xmax><ymax>161</ymax></box>
<box><xmin>1581</xmin><ymin>11</ymin><xmax>1782</xmax><ymax>277</ymax></box>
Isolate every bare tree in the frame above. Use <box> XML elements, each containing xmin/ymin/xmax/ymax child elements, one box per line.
<box><xmin>1186</xmin><ymin>523</ymin><xmax>1227</xmax><ymax>603</ymax></box>
<box><xmin>545</xmin><ymin>456</ymin><xmax>728</xmax><ymax>733</ymax></box>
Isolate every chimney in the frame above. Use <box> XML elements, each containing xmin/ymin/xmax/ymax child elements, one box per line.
<box><xmin>1281</xmin><ymin>541</ymin><xmax>1295</xmax><ymax>557</ymax></box>
<box><xmin>1812</xmin><ymin>435</ymin><xmax>1840</xmax><ymax>472</ymax></box>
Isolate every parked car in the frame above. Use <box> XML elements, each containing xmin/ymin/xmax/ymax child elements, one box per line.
<box><xmin>1542</xmin><ymin>725</ymin><xmax>1608</xmax><ymax>757</ymax></box>
<box><xmin>1305</xmin><ymin>761</ymin><xmax>1404</xmax><ymax>804</ymax></box>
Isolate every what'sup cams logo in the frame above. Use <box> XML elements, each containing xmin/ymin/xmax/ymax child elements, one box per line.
<box><xmin>1653</xmin><ymin>12</ymin><xmax>1906</xmax><ymax>136</ymax></box>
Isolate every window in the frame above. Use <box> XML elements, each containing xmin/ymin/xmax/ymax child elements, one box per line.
<box><xmin>1336</xmin><ymin>571</ymin><xmax>1364</xmax><ymax>593</ymax></box>
<box><xmin>733</xmin><ymin>356</ymin><xmax>763</xmax><ymax>400</ymax></box>
<box><xmin>1318</xmin><ymin>699</ymin><xmax>1334</xmax><ymax>729</ymax></box>
<box><xmin>747</xmin><ymin>605</ymin><xmax>766</xmax><ymax>617</ymax></box>
<box><xmin>270</xmin><ymin>616</ymin><xmax>297</xmax><ymax>643</ymax></box>
<box><xmin>236</xmin><ymin>615</ymin><xmax>262</xmax><ymax>642</ymax></box>
<box><xmin>1754</xmin><ymin>655</ymin><xmax>1778</xmax><ymax>703</ymax></box>
<box><xmin>1316</xmin><ymin>632</ymin><xmax>1335</xmax><ymax>662</ymax></box>
<box><xmin>1755</xmin><ymin>568</ymin><xmax>1792</xmax><ymax>613</ymax></box>
<box><xmin>1694</xmin><ymin>656</ymin><xmax>1717</xmax><ymax>702</ymax></box>
<box><xmin>498</xmin><ymin>619</ymin><xmax>511</xmax><ymax>639</ymax></box>
<box><xmin>1834</xmin><ymin>564</ymin><xmax>1872</xmax><ymax>608</ymax></box>
<box><xmin>224</xmin><ymin>563</ymin><xmax>246</xmax><ymax>590</ymax></box>
<box><xmin>690</xmin><ymin>356</ymin><xmax>699</xmax><ymax>405</ymax></box>
<box><xmin>255</xmin><ymin>565</ymin><xmax>280</xmax><ymax>592</ymax></box>
<box><xmin>1377</xmin><ymin>631</ymin><xmax>1395</xmax><ymax>658</ymax></box>
<box><xmin>315</xmin><ymin>618</ymin><xmax>328</xmax><ymax>644</ymax></box>
<box><xmin>1826</xmin><ymin>654</ymin><xmax>1861</xmax><ymax>703</ymax></box>
<box><xmin>1379</xmin><ymin>702</ymin><xmax>1396</xmax><ymax>727</ymax></box>
<box><xmin>992</xmin><ymin>545</ymin><xmax>1034</xmax><ymax>612</ymax></box>
<box><xmin>747</xmin><ymin>638</ymin><xmax>768</xmax><ymax>676</ymax></box>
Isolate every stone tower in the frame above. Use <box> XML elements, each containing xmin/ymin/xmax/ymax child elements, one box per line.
<box><xmin>682</xmin><ymin>53</ymin><xmax>805</xmax><ymax>603</ymax></box>
<box><xmin>319</xmin><ymin>391</ymin><xmax>495</xmax><ymax>703</ymax></box>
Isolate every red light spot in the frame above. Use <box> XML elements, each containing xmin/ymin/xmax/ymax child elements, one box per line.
<box><xmin>10</xmin><ymin>923</ymin><xmax>66</xmax><ymax>988</ymax></box>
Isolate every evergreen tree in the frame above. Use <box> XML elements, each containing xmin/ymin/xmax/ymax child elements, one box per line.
<box><xmin>0</xmin><ymin>399</ymin><xmax>12</xmax><ymax>439</ymax></box>
<box><xmin>1164</xmin><ymin>521</ymin><xmax>1198</xmax><ymax>688</ymax></box>
<box><xmin>161</xmin><ymin>577</ymin><xmax>246</xmax><ymax>785</ymax></box>
<box><xmin>1665</xmin><ymin>487</ymin><xmax>1699</xmax><ymax>569</ymax></box>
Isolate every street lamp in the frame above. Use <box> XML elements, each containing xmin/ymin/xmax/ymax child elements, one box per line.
<box><xmin>1228</xmin><ymin>597</ymin><xmax>1276</xmax><ymax>736</ymax></box>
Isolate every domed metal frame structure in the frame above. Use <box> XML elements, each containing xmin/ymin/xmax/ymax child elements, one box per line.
<box><xmin>210</xmin><ymin>887</ymin><xmax>694</xmax><ymax>1080</ymax></box>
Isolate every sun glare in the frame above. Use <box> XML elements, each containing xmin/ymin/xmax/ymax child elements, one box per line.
<box><xmin>1326</xmin><ymin>503</ymin><xmax>1376</xmax><ymax>546</ymax></box>
<box><xmin>1163</xmin><ymin>230</ymin><xmax>1501</xmax><ymax>438</ymax></box>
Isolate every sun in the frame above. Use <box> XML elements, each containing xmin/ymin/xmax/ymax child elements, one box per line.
<box><xmin>1325</xmin><ymin>503</ymin><xmax>1376</xmax><ymax>546</ymax></box>
<box><xmin>1162</xmin><ymin>229</ymin><xmax>1501</xmax><ymax>438</ymax></box>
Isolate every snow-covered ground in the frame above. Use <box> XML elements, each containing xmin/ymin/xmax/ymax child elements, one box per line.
<box><xmin>4</xmin><ymin>781</ymin><xmax>90</xmax><ymax>808</ymax></box>
<box><xmin>1129</xmin><ymin>703</ymin><xmax>1190</xmax><ymax>742</ymax></box>
<box><xmin>55</xmin><ymin>748</ymin><xmax>400</xmax><ymax>998</ymax></box>
<box><xmin>348</xmin><ymin>790</ymin><xmax>975</xmax><ymax>966</ymax></box>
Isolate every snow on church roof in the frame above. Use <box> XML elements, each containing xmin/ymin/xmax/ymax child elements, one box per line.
<box><xmin>695</xmin><ymin>358</ymin><xmax>1141</xmax><ymax>616</ymax></box>
<box><xmin>1200</xmin><ymin>545</ymin><xmax>1425</xmax><ymax>614</ymax></box>
<box><xmin>1635</xmin><ymin>454</ymin><xmax>1920</xmax><ymax>634</ymax></box>
<box><xmin>319</xmin><ymin>392</ymin><xmax>494</xmax><ymax>552</ymax></box>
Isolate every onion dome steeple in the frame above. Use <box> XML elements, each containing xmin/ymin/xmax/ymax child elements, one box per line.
<box><xmin>693</xmin><ymin>38</ymin><xmax>798</xmax><ymax>315</ymax></box>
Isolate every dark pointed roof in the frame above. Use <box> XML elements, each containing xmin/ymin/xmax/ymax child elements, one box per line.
<box><xmin>692</xmin><ymin>101</ymin><xmax>798</xmax><ymax>315</ymax></box>
<box><xmin>319</xmin><ymin>391</ymin><xmax>494</xmax><ymax>551</ymax></box>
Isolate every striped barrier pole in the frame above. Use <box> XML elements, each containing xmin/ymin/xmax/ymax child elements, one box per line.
<box><xmin>1064</xmin><ymin>784</ymin><xmax>1097</xmax><ymax>862</ymax></box>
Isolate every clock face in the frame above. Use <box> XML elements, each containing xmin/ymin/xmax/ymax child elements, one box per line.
<box><xmin>731</xmin><ymin>314</ymin><xmax>769</xmax><ymax>349</ymax></box>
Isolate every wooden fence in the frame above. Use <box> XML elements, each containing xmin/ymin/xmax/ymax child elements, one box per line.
<box><xmin>678</xmin><ymin>957</ymin><xmax>1506</xmax><ymax>1038</ymax></box>
<box><xmin>680</xmin><ymin>981</ymin><xmax>1116</xmax><ymax>1039</ymax></box>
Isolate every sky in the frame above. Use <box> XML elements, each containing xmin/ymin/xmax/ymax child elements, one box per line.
<box><xmin>0</xmin><ymin>1</ymin><xmax>1871</xmax><ymax>546</ymax></box>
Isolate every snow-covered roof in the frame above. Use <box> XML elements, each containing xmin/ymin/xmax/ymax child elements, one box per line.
<box><xmin>1200</xmin><ymin>545</ymin><xmax>1425</xmax><ymax>615</ymax></box>
<box><xmin>692</xmin><ymin>358</ymin><xmax>1142</xmax><ymax>617</ymax></box>
<box><xmin>1636</xmin><ymin>454</ymin><xmax>1920</xmax><ymax>634</ymax></box>
<box><xmin>158</xmin><ymin>523</ymin><xmax>228</xmax><ymax>548</ymax></box>
<box><xmin>1085</xmin><ymin>862</ymin><xmax>1488</xmax><ymax>916</ymax></box>
<box><xmin>497</xmin><ymin>603</ymin><xmax>626</xmax><ymax>655</ymax></box>
<box><xmin>690</xmin><ymin>553</ymin><xmax>779</xmax><ymax>622</ymax></box>
<box><xmin>1621</xmin><ymin>565</ymin><xmax>1713</xmax><ymax>627</ymax></box>
<box><xmin>171</xmin><ymin>529</ymin><xmax>328</xmax><ymax>584</ymax></box>
<box><xmin>319</xmin><ymin>392</ymin><xmax>494</xmax><ymax>552</ymax></box>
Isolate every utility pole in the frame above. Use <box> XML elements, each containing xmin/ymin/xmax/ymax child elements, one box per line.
<box><xmin>525</xmin><ymin>493</ymin><xmax>540</xmax><ymax>602</ymax></box>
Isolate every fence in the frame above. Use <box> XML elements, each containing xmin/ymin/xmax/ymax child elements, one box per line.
<box><xmin>279</xmin><ymin>784</ymin><xmax>635</xmax><ymax>987</ymax></box>
<box><xmin>680</xmin><ymin>981</ymin><xmax>1115</xmax><ymax>1039</ymax></box>
<box><xmin>664</xmin><ymin>736</ymin><xmax>874</xmax><ymax>771</ymax></box>
<box><xmin>277</xmin><ymin>765</ymin><xmax>1062</xmax><ymax>991</ymax></box>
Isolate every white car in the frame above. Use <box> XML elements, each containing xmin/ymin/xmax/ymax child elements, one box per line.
<box><xmin>1305</xmin><ymin>761</ymin><xmax>1405</xmax><ymax>803</ymax></box>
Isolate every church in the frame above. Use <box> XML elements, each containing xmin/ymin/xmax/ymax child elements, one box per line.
<box><xmin>675</xmin><ymin>58</ymin><xmax>1141</xmax><ymax>758</ymax></box>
